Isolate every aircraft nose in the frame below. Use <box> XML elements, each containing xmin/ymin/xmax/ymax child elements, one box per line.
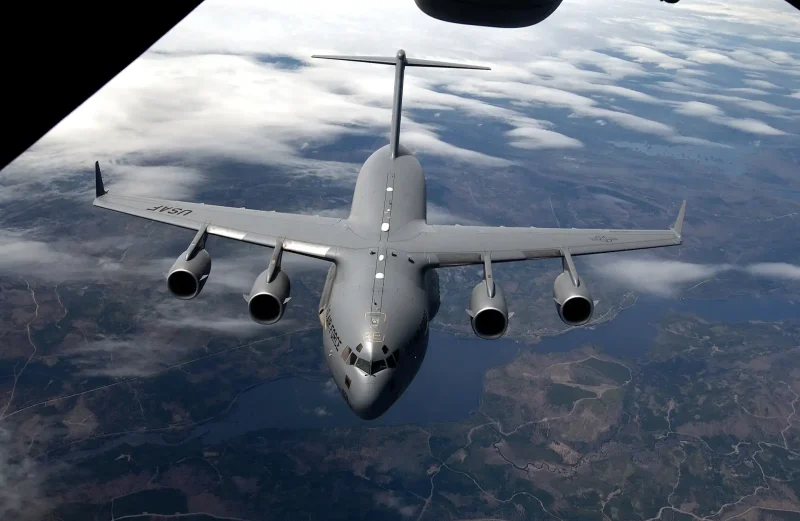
<box><xmin>351</xmin><ymin>402</ymin><xmax>387</xmax><ymax>421</ymax></box>
<box><xmin>346</xmin><ymin>380</ymin><xmax>393</xmax><ymax>420</ymax></box>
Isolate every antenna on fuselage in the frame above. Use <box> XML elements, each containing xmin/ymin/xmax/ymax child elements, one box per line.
<box><xmin>311</xmin><ymin>49</ymin><xmax>490</xmax><ymax>159</ymax></box>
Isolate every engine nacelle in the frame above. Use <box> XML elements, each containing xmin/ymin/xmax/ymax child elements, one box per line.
<box><xmin>553</xmin><ymin>271</ymin><xmax>594</xmax><ymax>326</ymax></box>
<box><xmin>247</xmin><ymin>269</ymin><xmax>291</xmax><ymax>325</ymax></box>
<box><xmin>414</xmin><ymin>0</ymin><xmax>563</xmax><ymax>28</ymax></box>
<box><xmin>166</xmin><ymin>249</ymin><xmax>211</xmax><ymax>300</ymax></box>
<box><xmin>468</xmin><ymin>280</ymin><xmax>509</xmax><ymax>339</ymax></box>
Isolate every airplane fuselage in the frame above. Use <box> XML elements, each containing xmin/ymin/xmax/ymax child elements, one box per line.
<box><xmin>319</xmin><ymin>144</ymin><xmax>441</xmax><ymax>419</ymax></box>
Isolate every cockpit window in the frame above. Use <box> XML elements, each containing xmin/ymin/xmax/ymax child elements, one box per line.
<box><xmin>355</xmin><ymin>343</ymin><xmax>363</xmax><ymax>353</ymax></box>
<box><xmin>382</xmin><ymin>345</ymin><xmax>388</xmax><ymax>354</ymax></box>
<box><xmin>355</xmin><ymin>357</ymin><xmax>371</xmax><ymax>375</ymax></box>
<box><xmin>347</xmin><ymin>352</ymin><xmax>357</xmax><ymax>366</ymax></box>
<box><xmin>371</xmin><ymin>359</ymin><xmax>387</xmax><ymax>375</ymax></box>
<box><xmin>387</xmin><ymin>355</ymin><xmax>396</xmax><ymax>369</ymax></box>
<box><xmin>341</xmin><ymin>346</ymin><xmax>352</xmax><ymax>361</ymax></box>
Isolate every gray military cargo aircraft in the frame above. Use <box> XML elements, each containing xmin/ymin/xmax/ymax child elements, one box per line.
<box><xmin>93</xmin><ymin>49</ymin><xmax>685</xmax><ymax>420</ymax></box>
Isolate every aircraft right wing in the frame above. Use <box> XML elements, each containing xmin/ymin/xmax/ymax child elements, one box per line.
<box><xmin>396</xmin><ymin>201</ymin><xmax>686</xmax><ymax>267</ymax></box>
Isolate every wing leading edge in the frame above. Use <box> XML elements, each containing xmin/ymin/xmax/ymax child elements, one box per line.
<box><xmin>92</xmin><ymin>162</ymin><xmax>368</xmax><ymax>260</ymax></box>
<box><xmin>397</xmin><ymin>201</ymin><xmax>686</xmax><ymax>267</ymax></box>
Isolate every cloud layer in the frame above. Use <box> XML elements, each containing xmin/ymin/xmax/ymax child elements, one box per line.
<box><xmin>673</xmin><ymin>100</ymin><xmax>787</xmax><ymax>136</ymax></box>
<box><xmin>594</xmin><ymin>259</ymin><xmax>800</xmax><ymax>296</ymax></box>
<box><xmin>2</xmin><ymin>0</ymin><xmax>797</xmax><ymax>206</ymax></box>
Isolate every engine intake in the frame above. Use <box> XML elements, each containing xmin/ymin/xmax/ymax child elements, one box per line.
<box><xmin>166</xmin><ymin>249</ymin><xmax>211</xmax><ymax>300</ymax></box>
<box><xmin>553</xmin><ymin>271</ymin><xmax>594</xmax><ymax>326</ymax></box>
<box><xmin>468</xmin><ymin>280</ymin><xmax>509</xmax><ymax>339</ymax></box>
<box><xmin>248</xmin><ymin>268</ymin><xmax>291</xmax><ymax>325</ymax></box>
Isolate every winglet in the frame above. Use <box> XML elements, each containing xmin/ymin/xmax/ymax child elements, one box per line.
<box><xmin>671</xmin><ymin>200</ymin><xmax>686</xmax><ymax>237</ymax></box>
<box><xmin>95</xmin><ymin>161</ymin><xmax>108</xmax><ymax>198</ymax></box>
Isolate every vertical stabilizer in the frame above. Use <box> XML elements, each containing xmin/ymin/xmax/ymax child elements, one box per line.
<box><xmin>389</xmin><ymin>50</ymin><xmax>407</xmax><ymax>159</ymax></box>
<box><xmin>311</xmin><ymin>50</ymin><xmax>490</xmax><ymax>159</ymax></box>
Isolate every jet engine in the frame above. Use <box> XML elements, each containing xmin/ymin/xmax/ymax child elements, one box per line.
<box><xmin>166</xmin><ymin>249</ymin><xmax>211</xmax><ymax>300</ymax></box>
<box><xmin>413</xmin><ymin>0</ymin><xmax>563</xmax><ymax>28</ymax></box>
<box><xmin>247</xmin><ymin>268</ymin><xmax>291</xmax><ymax>325</ymax></box>
<box><xmin>468</xmin><ymin>280</ymin><xmax>509</xmax><ymax>339</ymax></box>
<box><xmin>552</xmin><ymin>271</ymin><xmax>594</xmax><ymax>326</ymax></box>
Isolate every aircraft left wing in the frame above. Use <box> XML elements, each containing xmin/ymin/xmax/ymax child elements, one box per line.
<box><xmin>396</xmin><ymin>201</ymin><xmax>686</xmax><ymax>267</ymax></box>
<box><xmin>92</xmin><ymin>162</ymin><xmax>367</xmax><ymax>260</ymax></box>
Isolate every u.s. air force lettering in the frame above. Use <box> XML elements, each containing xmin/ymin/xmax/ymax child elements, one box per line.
<box><xmin>325</xmin><ymin>309</ymin><xmax>342</xmax><ymax>348</ymax></box>
<box><xmin>590</xmin><ymin>235</ymin><xmax>618</xmax><ymax>243</ymax></box>
<box><xmin>146</xmin><ymin>205</ymin><xmax>192</xmax><ymax>216</ymax></box>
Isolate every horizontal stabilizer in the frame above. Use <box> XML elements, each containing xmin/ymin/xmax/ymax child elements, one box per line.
<box><xmin>311</xmin><ymin>53</ymin><xmax>490</xmax><ymax>70</ymax></box>
<box><xmin>311</xmin><ymin>55</ymin><xmax>397</xmax><ymax>66</ymax></box>
<box><xmin>405</xmin><ymin>57</ymin><xmax>490</xmax><ymax>70</ymax></box>
<box><xmin>312</xmin><ymin>49</ymin><xmax>490</xmax><ymax>159</ymax></box>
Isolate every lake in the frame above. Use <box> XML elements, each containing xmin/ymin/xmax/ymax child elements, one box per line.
<box><xmin>194</xmin><ymin>329</ymin><xmax>522</xmax><ymax>441</ymax></box>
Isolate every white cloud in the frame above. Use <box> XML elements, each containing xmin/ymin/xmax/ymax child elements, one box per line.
<box><xmin>449</xmin><ymin>79</ymin><xmax>679</xmax><ymax>139</ymax></box>
<box><xmin>687</xmin><ymin>49</ymin><xmax>739</xmax><ymax>66</ymax></box>
<box><xmin>0</xmin><ymin>232</ymin><xmax>124</xmax><ymax>283</ymax></box>
<box><xmin>726</xmin><ymin>87</ymin><xmax>770</xmax><ymax>96</ymax></box>
<box><xmin>673</xmin><ymin>100</ymin><xmax>787</xmax><ymax>136</ymax></box>
<box><xmin>594</xmin><ymin>259</ymin><xmax>732</xmax><ymax>296</ymax></box>
<box><xmin>402</xmin><ymin>129</ymin><xmax>510</xmax><ymax>166</ymax></box>
<box><xmin>727</xmin><ymin>49</ymin><xmax>800</xmax><ymax>74</ymax></box>
<box><xmin>714</xmin><ymin>96</ymin><xmax>788</xmax><ymax>116</ymax></box>
<box><xmin>558</xmin><ymin>50</ymin><xmax>649</xmax><ymax>79</ymax></box>
<box><xmin>588</xmin><ymin>107</ymin><xmax>675</xmax><ymax>136</ymax></box>
<box><xmin>745</xmin><ymin>263</ymin><xmax>800</xmax><ymax>280</ymax></box>
<box><xmin>675</xmin><ymin>101</ymin><xmax>726</xmax><ymax>118</ymax></box>
<box><xmin>70</xmin><ymin>311</ymin><xmax>306</xmax><ymax>379</ymax></box>
<box><xmin>506</xmin><ymin>126</ymin><xmax>584</xmax><ymax>150</ymax></box>
<box><xmin>669</xmin><ymin>136</ymin><xmax>732</xmax><ymax>148</ymax></box>
<box><xmin>762</xmin><ymin>50</ymin><xmax>795</xmax><ymax>64</ymax></box>
<box><xmin>676</xmin><ymin>2</ymin><xmax>800</xmax><ymax>36</ymax></box>
<box><xmin>594</xmin><ymin>259</ymin><xmax>800</xmax><ymax>296</ymax></box>
<box><xmin>322</xmin><ymin>380</ymin><xmax>339</xmax><ymax>397</ymax></box>
<box><xmin>644</xmin><ymin>22</ymin><xmax>675</xmax><ymax>34</ymax></box>
<box><xmin>658</xmin><ymin>83</ymin><xmax>791</xmax><ymax>116</ymax></box>
<box><xmin>744</xmin><ymin>79</ymin><xmax>780</xmax><ymax>89</ymax></box>
<box><xmin>723</xmin><ymin>118</ymin><xmax>786</xmax><ymax>135</ymax></box>
<box><xmin>519</xmin><ymin>58</ymin><xmax>658</xmax><ymax>104</ymax></box>
<box><xmin>623</xmin><ymin>45</ymin><xmax>691</xmax><ymax>70</ymax></box>
<box><xmin>314</xmin><ymin>406</ymin><xmax>332</xmax><ymax>417</ymax></box>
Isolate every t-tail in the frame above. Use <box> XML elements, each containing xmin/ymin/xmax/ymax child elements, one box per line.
<box><xmin>311</xmin><ymin>49</ymin><xmax>490</xmax><ymax>159</ymax></box>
